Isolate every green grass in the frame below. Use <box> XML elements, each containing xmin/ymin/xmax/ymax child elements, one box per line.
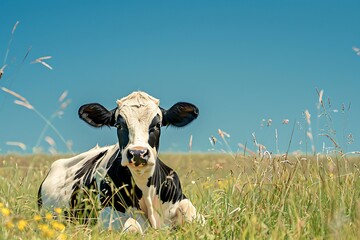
<box><xmin>1</xmin><ymin>153</ymin><xmax>360</xmax><ymax>239</ymax></box>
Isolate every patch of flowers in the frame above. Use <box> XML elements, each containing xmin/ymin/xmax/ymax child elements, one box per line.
<box><xmin>0</xmin><ymin>202</ymin><xmax>67</xmax><ymax>239</ymax></box>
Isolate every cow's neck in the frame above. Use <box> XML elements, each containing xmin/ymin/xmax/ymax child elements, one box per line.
<box><xmin>128</xmin><ymin>165</ymin><xmax>155</xmax><ymax>193</ymax></box>
<box><xmin>127</xmin><ymin>159</ymin><xmax>187</xmax><ymax>229</ymax></box>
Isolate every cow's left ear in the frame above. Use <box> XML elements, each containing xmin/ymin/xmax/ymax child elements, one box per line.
<box><xmin>78</xmin><ymin>103</ymin><xmax>116</xmax><ymax>127</ymax></box>
<box><xmin>162</xmin><ymin>102</ymin><xmax>199</xmax><ymax>127</ymax></box>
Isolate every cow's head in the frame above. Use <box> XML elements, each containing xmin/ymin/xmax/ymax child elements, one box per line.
<box><xmin>78</xmin><ymin>91</ymin><xmax>198</xmax><ymax>175</ymax></box>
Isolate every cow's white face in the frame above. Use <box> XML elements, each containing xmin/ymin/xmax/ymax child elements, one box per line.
<box><xmin>114</xmin><ymin>92</ymin><xmax>162</xmax><ymax>175</ymax></box>
<box><xmin>78</xmin><ymin>91</ymin><xmax>199</xmax><ymax>176</ymax></box>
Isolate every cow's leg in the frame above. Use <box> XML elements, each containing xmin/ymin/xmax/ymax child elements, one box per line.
<box><xmin>172</xmin><ymin>199</ymin><xmax>197</xmax><ymax>226</ymax></box>
<box><xmin>144</xmin><ymin>196</ymin><xmax>158</xmax><ymax>229</ymax></box>
<box><xmin>99</xmin><ymin>207</ymin><xmax>148</xmax><ymax>233</ymax></box>
<box><xmin>123</xmin><ymin>218</ymin><xmax>143</xmax><ymax>233</ymax></box>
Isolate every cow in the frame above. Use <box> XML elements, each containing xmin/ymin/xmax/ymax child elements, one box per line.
<box><xmin>38</xmin><ymin>91</ymin><xmax>200</xmax><ymax>233</ymax></box>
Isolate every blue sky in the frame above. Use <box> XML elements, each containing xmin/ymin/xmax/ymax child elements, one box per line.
<box><xmin>0</xmin><ymin>1</ymin><xmax>359</xmax><ymax>154</ymax></box>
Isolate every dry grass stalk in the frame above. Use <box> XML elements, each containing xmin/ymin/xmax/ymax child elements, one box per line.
<box><xmin>218</xmin><ymin>129</ymin><xmax>230</xmax><ymax>138</ymax></box>
<box><xmin>31</xmin><ymin>56</ymin><xmax>53</xmax><ymax>70</ymax></box>
<box><xmin>209</xmin><ymin>136</ymin><xmax>217</xmax><ymax>146</ymax></box>
<box><xmin>22</xmin><ymin>47</ymin><xmax>32</xmax><ymax>64</ymax></box>
<box><xmin>60</xmin><ymin>99</ymin><xmax>71</xmax><ymax>110</ymax></box>
<box><xmin>14</xmin><ymin>100</ymin><xmax>34</xmax><ymax>110</ymax></box>
<box><xmin>0</xmin><ymin>64</ymin><xmax>7</xmax><ymax>79</ymax></box>
<box><xmin>252</xmin><ymin>132</ymin><xmax>267</xmax><ymax>157</ymax></box>
<box><xmin>6</xmin><ymin>141</ymin><xmax>26</xmax><ymax>151</ymax></box>
<box><xmin>304</xmin><ymin>109</ymin><xmax>311</xmax><ymax>125</ymax></box>
<box><xmin>282</xmin><ymin>119</ymin><xmax>289</xmax><ymax>125</ymax></box>
<box><xmin>2</xmin><ymin>87</ymin><xmax>34</xmax><ymax>110</ymax></box>
<box><xmin>45</xmin><ymin>136</ymin><xmax>56</xmax><ymax>146</ymax></box>
<box><xmin>319</xmin><ymin>89</ymin><xmax>324</xmax><ymax>104</ymax></box>
<box><xmin>352</xmin><ymin>46</ymin><xmax>360</xmax><ymax>55</ymax></box>
<box><xmin>306</xmin><ymin>131</ymin><xmax>313</xmax><ymax>141</ymax></box>
<box><xmin>11</xmin><ymin>21</ymin><xmax>20</xmax><ymax>35</ymax></box>
<box><xmin>275</xmin><ymin>128</ymin><xmax>279</xmax><ymax>154</ymax></box>
<box><xmin>3</xmin><ymin>21</ymin><xmax>20</xmax><ymax>65</ymax></box>
<box><xmin>58</xmin><ymin>90</ymin><xmax>68</xmax><ymax>102</ymax></box>
<box><xmin>304</xmin><ymin>109</ymin><xmax>316</xmax><ymax>153</ymax></box>
<box><xmin>252</xmin><ymin>132</ymin><xmax>258</xmax><ymax>147</ymax></box>
<box><xmin>238</xmin><ymin>143</ymin><xmax>256</xmax><ymax>156</ymax></box>
<box><xmin>2</xmin><ymin>87</ymin><xmax>72</xmax><ymax>153</ymax></box>
<box><xmin>32</xmin><ymin>90</ymin><xmax>73</xmax><ymax>153</ymax></box>
<box><xmin>48</xmin><ymin>147</ymin><xmax>57</xmax><ymax>155</ymax></box>
<box><xmin>319</xmin><ymin>134</ymin><xmax>340</xmax><ymax>149</ymax></box>
<box><xmin>66</xmin><ymin>140</ymin><xmax>73</xmax><ymax>151</ymax></box>
<box><xmin>189</xmin><ymin>135</ymin><xmax>193</xmax><ymax>152</ymax></box>
<box><xmin>1</xmin><ymin>87</ymin><xmax>27</xmax><ymax>102</ymax></box>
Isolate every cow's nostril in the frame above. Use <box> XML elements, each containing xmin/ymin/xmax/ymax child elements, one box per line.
<box><xmin>141</xmin><ymin>149</ymin><xmax>149</xmax><ymax>158</ymax></box>
<box><xmin>127</xmin><ymin>148</ymin><xmax>150</xmax><ymax>165</ymax></box>
<box><xmin>127</xmin><ymin>150</ymin><xmax>134</xmax><ymax>162</ymax></box>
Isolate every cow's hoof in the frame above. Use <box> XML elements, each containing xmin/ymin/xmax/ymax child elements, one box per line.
<box><xmin>123</xmin><ymin>218</ymin><xmax>143</xmax><ymax>234</ymax></box>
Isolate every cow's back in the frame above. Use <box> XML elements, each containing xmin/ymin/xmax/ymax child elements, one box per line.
<box><xmin>38</xmin><ymin>145</ymin><xmax>110</xmax><ymax>210</ymax></box>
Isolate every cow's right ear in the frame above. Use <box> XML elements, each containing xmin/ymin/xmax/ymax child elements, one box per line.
<box><xmin>78</xmin><ymin>103</ymin><xmax>116</xmax><ymax>127</ymax></box>
<box><xmin>161</xmin><ymin>102</ymin><xmax>199</xmax><ymax>127</ymax></box>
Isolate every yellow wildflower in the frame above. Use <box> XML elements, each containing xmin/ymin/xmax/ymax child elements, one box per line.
<box><xmin>42</xmin><ymin>229</ymin><xmax>55</xmax><ymax>238</ymax></box>
<box><xmin>39</xmin><ymin>224</ymin><xmax>55</xmax><ymax>238</ymax></box>
<box><xmin>39</xmin><ymin>224</ymin><xmax>49</xmax><ymax>231</ymax></box>
<box><xmin>58</xmin><ymin>233</ymin><xmax>68</xmax><ymax>240</ymax></box>
<box><xmin>17</xmin><ymin>219</ymin><xmax>28</xmax><ymax>231</ymax></box>
<box><xmin>5</xmin><ymin>221</ymin><xmax>14</xmax><ymax>229</ymax></box>
<box><xmin>51</xmin><ymin>221</ymin><xmax>65</xmax><ymax>231</ymax></box>
<box><xmin>54</xmin><ymin>208</ymin><xmax>62</xmax><ymax>214</ymax></box>
<box><xmin>45</xmin><ymin>212</ymin><xmax>53</xmax><ymax>220</ymax></box>
<box><xmin>1</xmin><ymin>207</ymin><xmax>11</xmax><ymax>216</ymax></box>
<box><xmin>34</xmin><ymin>214</ymin><xmax>42</xmax><ymax>221</ymax></box>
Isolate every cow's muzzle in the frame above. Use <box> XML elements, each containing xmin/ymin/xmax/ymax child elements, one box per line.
<box><xmin>127</xmin><ymin>147</ymin><xmax>150</xmax><ymax>167</ymax></box>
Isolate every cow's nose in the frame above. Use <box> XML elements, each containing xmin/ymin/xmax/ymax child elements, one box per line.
<box><xmin>127</xmin><ymin>148</ymin><xmax>150</xmax><ymax>166</ymax></box>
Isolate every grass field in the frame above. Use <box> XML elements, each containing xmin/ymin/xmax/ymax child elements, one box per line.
<box><xmin>1</xmin><ymin>152</ymin><xmax>360</xmax><ymax>239</ymax></box>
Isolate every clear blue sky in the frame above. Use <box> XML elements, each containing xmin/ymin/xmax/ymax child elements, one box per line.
<box><xmin>0</xmin><ymin>1</ymin><xmax>359</xmax><ymax>154</ymax></box>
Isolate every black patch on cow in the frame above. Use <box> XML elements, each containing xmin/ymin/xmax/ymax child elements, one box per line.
<box><xmin>115</xmin><ymin>115</ymin><xmax>129</xmax><ymax>150</ymax></box>
<box><xmin>70</xmin><ymin>178</ymin><xmax>99</xmax><ymax>224</ymax></box>
<box><xmin>69</xmin><ymin>150</ymin><xmax>108</xmax><ymax>222</ymax></box>
<box><xmin>148</xmin><ymin>115</ymin><xmax>161</xmax><ymax>150</ymax></box>
<box><xmin>100</xmin><ymin>155</ymin><xmax>143</xmax><ymax>212</ymax></box>
<box><xmin>106</xmin><ymin>149</ymin><xmax>121</xmax><ymax>169</ymax></box>
<box><xmin>37</xmin><ymin>189</ymin><xmax>42</xmax><ymax>209</ymax></box>
<box><xmin>37</xmin><ymin>170</ymin><xmax>52</xmax><ymax>209</ymax></box>
<box><xmin>147</xmin><ymin>158</ymin><xmax>186</xmax><ymax>204</ymax></box>
<box><xmin>73</xmin><ymin>150</ymin><xmax>107</xmax><ymax>186</ymax></box>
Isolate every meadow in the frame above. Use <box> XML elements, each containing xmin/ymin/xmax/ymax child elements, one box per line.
<box><xmin>1</xmin><ymin>152</ymin><xmax>360</xmax><ymax>239</ymax></box>
<box><xmin>1</xmin><ymin>20</ymin><xmax>360</xmax><ymax>240</ymax></box>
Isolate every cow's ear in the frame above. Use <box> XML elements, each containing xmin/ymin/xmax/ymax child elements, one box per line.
<box><xmin>162</xmin><ymin>102</ymin><xmax>199</xmax><ymax>127</ymax></box>
<box><xmin>78</xmin><ymin>103</ymin><xmax>116</xmax><ymax>127</ymax></box>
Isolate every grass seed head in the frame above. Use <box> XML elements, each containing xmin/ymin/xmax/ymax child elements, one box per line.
<box><xmin>304</xmin><ymin>109</ymin><xmax>311</xmax><ymax>125</ymax></box>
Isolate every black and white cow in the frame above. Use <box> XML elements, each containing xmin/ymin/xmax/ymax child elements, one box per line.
<box><xmin>38</xmin><ymin>91</ymin><xmax>200</xmax><ymax>232</ymax></box>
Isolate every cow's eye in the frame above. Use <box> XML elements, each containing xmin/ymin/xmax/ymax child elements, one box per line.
<box><xmin>115</xmin><ymin>116</ymin><xmax>127</xmax><ymax>130</ymax></box>
<box><xmin>149</xmin><ymin>122</ymin><xmax>161</xmax><ymax>132</ymax></box>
